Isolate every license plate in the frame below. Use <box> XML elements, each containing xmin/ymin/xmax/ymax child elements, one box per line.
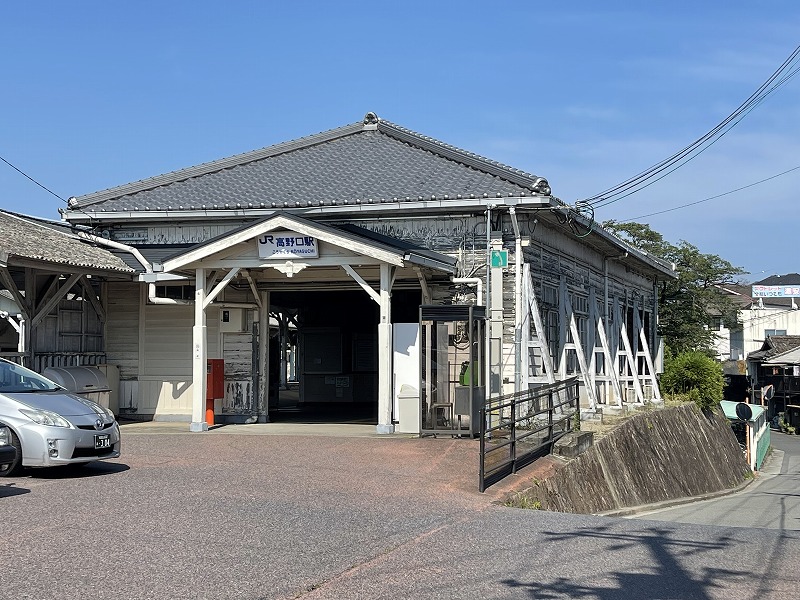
<box><xmin>94</xmin><ymin>434</ymin><xmax>111</xmax><ymax>450</ymax></box>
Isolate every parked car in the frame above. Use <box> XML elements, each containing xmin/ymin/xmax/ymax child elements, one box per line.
<box><xmin>0</xmin><ymin>424</ymin><xmax>17</xmax><ymax>473</ymax></box>
<box><xmin>0</xmin><ymin>358</ymin><xmax>120</xmax><ymax>476</ymax></box>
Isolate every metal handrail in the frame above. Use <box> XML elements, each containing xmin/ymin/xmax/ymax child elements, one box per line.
<box><xmin>479</xmin><ymin>377</ymin><xmax>579</xmax><ymax>492</ymax></box>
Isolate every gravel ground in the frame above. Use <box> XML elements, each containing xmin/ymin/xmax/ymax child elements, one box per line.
<box><xmin>1</xmin><ymin>428</ymin><xmax>798</xmax><ymax>599</ymax></box>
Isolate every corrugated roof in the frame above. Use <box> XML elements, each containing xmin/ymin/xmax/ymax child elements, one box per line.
<box><xmin>68</xmin><ymin>113</ymin><xmax>551</xmax><ymax>213</ymax></box>
<box><xmin>0</xmin><ymin>211</ymin><xmax>135</xmax><ymax>274</ymax></box>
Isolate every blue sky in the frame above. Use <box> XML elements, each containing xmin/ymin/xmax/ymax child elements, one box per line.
<box><xmin>2</xmin><ymin>2</ymin><xmax>798</xmax><ymax>280</ymax></box>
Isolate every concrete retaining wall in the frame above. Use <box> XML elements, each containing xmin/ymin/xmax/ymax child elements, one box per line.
<box><xmin>520</xmin><ymin>403</ymin><xmax>751</xmax><ymax>514</ymax></box>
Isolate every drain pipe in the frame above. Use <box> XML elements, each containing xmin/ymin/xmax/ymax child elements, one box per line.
<box><xmin>452</xmin><ymin>278</ymin><xmax>483</xmax><ymax>306</ymax></box>
<box><xmin>75</xmin><ymin>230</ymin><xmax>192</xmax><ymax>306</ymax></box>
<box><xmin>509</xmin><ymin>207</ymin><xmax>522</xmax><ymax>393</ymax></box>
<box><xmin>76</xmin><ymin>231</ymin><xmax>152</xmax><ymax>273</ymax></box>
<box><xmin>485</xmin><ymin>204</ymin><xmax>493</xmax><ymax>408</ymax></box>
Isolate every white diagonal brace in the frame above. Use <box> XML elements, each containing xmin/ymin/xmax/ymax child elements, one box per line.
<box><xmin>639</xmin><ymin>328</ymin><xmax>662</xmax><ymax>400</ymax></box>
<box><xmin>244</xmin><ymin>270</ymin><xmax>262</xmax><ymax>309</ymax></box>
<box><xmin>635</xmin><ymin>312</ymin><xmax>662</xmax><ymax>401</ymax></box>
<box><xmin>203</xmin><ymin>267</ymin><xmax>240</xmax><ymax>309</ymax></box>
<box><xmin>565</xmin><ymin>294</ymin><xmax>596</xmax><ymax>409</ymax></box>
<box><xmin>525</xmin><ymin>267</ymin><xmax>555</xmax><ymax>384</ymax></box>
<box><xmin>596</xmin><ymin>316</ymin><xmax>624</xmax><ymax>406</ymax></box>
<box><xmin>616</xmin><ymin>302</ymin><xmax>644</xmax><ymax>404</ymax></box>
<box><xmin>342</xmin><ymin>265</ymin><xmax>380</xmax><ymax>304</ymax></box>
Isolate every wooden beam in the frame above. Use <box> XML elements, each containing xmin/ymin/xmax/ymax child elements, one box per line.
<box><xmin>203</xmin><ymin>268</ymin><xmax>240</xmax><ymax>309</ymax></box>
<box><xmin>0</xmin><ymin>267</ymin><xmax>30</xmax><ymax>320</ymax></box>
<box><xmin>341</xmin><ymin>265</ymin><xmax>380</xmax><ymax>304</ymax></box>
<box><xmin>414</xmin><ymin>267</ymin><xmax>431</xmax><ymax>304</ymax></box>
<box><xmin>80</xmin><ymin>277</ymin><xmax>106</xmax><ymax>322</ymax></box>
<box><xmin>31</xmin><ymin>273</ymin><xmax>81</xmax><ymax>327</ymax></box>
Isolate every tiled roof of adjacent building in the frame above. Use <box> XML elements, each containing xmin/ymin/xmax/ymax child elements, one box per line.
<box><xmin>755</xmin><ymin>273</ymin><xmax>800</xmax><ymax>286</ymax></box>
<box><xmin>0</xmin><ymin>211</ymin><xmax>135</xmax><ymax>274</ymax></box>
<box><xmin>748</xmin><ymin>335</ymin><xmax>800</xmax><ymax>361</ymax></box>
<box><xmin>67</xmin><ymin>113</ymin><xmax>552</xmax><ymax>213</ymax></box>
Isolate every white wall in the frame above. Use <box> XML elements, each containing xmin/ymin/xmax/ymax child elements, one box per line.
<box><xmin>715</xmin><ymin>305</ymin><xmax>800</xmax><ymax>360</ymax></box>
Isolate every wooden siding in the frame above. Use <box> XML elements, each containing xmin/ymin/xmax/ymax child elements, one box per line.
<box><xmin>103</xmin><ymin>210</ymin><xmax>664</xmax><ymax>410</ymax></box>
<box><xmin>143</xmin><ymin>304</ymin><xmax>194</xmax><ymax>377</ymax></box>
<box><xmin>137</xmin><ymin>377</ymin><xmax>193</xmax><ymax>415</ymax></box>
<box><xmin>105</xmin><ymin>283</ymin><xmax>140</xmax><ymax>379</ymax></box>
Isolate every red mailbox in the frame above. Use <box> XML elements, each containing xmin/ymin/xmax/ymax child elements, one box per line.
<box><xmin>206</xmin><ymin>359</ymin><xmax>224</xmax><ymax>426</ymax></box>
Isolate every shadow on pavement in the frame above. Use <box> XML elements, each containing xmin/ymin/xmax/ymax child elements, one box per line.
<box><xmin>502</xmin><ymin>524</ymin><xmax>743</xmax><ymax>599</ymax></box>
<box><xmin>0</xmin><ymin>483</ymin><xmax>30</xmax><ymax>498</ymax></box>
<box><xmin>22</xmin><ymin>461</ymin><xmax>130</xmax><ymax>480</ymax></box>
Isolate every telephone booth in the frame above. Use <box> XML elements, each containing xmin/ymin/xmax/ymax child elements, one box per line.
<box><xmin>419</xmin><ymin>305</ymin><xmax>486</xmax><ymax>437</ymax></box>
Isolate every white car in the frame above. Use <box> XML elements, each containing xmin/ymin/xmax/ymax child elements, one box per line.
<box><xmin>0</xmin><ymin>359</ymin><xmax>120</xmax><ymax>476</ymax></box>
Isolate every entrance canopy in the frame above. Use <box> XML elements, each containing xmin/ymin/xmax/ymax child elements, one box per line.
<box><xmin>152</xmin><ymin>212</ymin><xmax>456</xmax><ymax>434</ymax></box>
<box><xmin>156</xmin><ymin>212</ymin><xmax>456</xmax><ymax>282</ymax></box>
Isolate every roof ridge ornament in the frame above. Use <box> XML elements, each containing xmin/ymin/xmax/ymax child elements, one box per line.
<box><xmin>363</xmin><ymin>111</ymin><xmax>380</xmax><ymax>130</ymax></box>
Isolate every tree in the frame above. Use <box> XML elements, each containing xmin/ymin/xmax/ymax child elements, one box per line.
<box><xmin>603</xmin><ymin>220</ymin><xmax>745</xmax><ymax>355</ymax></box>
<box><xmin>660</xmin><ymin>350</ymin><xmax>724</xmax><ymax>411</ymax></box>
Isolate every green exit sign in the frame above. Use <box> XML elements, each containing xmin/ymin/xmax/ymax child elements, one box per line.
<box><xmin>490</xmin><ymin>250</ymin><xmax>508</xmax><ymax>268</ymax></box>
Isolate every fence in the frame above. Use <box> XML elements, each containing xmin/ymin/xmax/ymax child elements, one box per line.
<box><xmin>0</xmin><ymin>352</ymin><xmax>107</xmax><ymax>373</ymax></box>
<box><xmin>479</xmin><ymin>377</ymin><xmax>579</xmax><ymax>492</ymax></box>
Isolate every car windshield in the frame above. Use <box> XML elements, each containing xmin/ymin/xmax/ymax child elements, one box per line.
<box><xmin>0</xmin><ymin>360</ymin><xmax>61</xmax><ymax>393</ymax></box>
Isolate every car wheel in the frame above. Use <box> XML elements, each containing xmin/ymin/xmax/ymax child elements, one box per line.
<box><xmin>0</xmin><ymin>430</ymin><xmax>24</xmax><ymax>477</ymax></box>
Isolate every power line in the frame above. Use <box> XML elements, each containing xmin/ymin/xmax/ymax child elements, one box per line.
<box><xmin>0</xmin><ymin>154</ymin><xmax>66</xmax><ymax>203</ymax></box>
<box><xmin>619</xmin><ymin>164</ymin><xmax>800</xmax><ymax>221</ymax></box>
<box><xmin>580</xmin><ymin>45</ymin><xmax>800</xmax><ymax>209</ymax></box>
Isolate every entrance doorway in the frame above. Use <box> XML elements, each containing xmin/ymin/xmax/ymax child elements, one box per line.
<box><xmin>268</xmin><ymin>289</ymin><xmax>421</xmax><ymax>424</ymax></box>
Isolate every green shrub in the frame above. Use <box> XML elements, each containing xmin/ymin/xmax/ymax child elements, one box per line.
<box><xmin>660</xmin><ymin>351</ymin><xmax>723</xmax><ymax>411</ymax></box>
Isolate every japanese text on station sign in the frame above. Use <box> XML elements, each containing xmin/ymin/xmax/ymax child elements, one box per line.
<box><xmin>257</xmin><ymin>231</ymin><xmax>319</xmax><ymax>259</ymax></box>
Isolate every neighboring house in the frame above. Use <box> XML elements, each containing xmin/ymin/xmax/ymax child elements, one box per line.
<box><xmin>0</xmin><ymin>209</ymin><xmax>136</xmax><ymax>373</ymax></box>
<box><xmin>44</xmin><ymin>112</ymin><xmax>675</xmax><ymax>433</ymax></box>
<box><xmin>746</xmin><ymin>335</ymin><xmax>800</xmax><ymax>422</ymax></box>
<box><xmin>714</xmin><ymin>273</ymin><xmax>800</xmax><ymax>361</ymax></box>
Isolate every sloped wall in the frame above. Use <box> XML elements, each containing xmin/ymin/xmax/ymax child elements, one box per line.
<box><xmin>523</xmin><ymin>404</ymin><xmax>751</xmax><ymax>514</ymax></box>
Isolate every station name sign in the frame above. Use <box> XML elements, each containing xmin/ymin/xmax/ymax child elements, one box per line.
<box><xmin>751</xmin><ymin>285</ymin><xmax>800</xmax><ymax>298</ymax></box>
<box><xmin>257</xmin><ymin>230</ymin><xmax>318</xmax><ymax>259</ymax></box>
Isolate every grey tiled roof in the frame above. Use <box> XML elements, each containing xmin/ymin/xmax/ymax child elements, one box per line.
<box><xmin>69</xmin><ymin>114</ymin><xmax>551</xmax><ymax>212</ymax></box>
<box><xmin>755</xmin><ymin>273</ymin><xmax>800</xmax><ymax>286</ymax></box>
<box><xmin>0</xmin><ymin>211</ymin><xmax>135</xmax><ymax>274</ymax></box>
<box><xmin>748</xmin><ymin>335</ymin><xmax>800</xmax><ymax>361</ymax></box>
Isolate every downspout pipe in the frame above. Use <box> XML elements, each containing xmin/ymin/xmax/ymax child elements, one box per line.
<box><xmin>75</xmin><ymin>230</ymin><xmax>191</xmax><ymax>306</ymax></box>
<box><xmin>485</xmin><ymin>204</ymin><xmax>493</xmax><ymax>405</ymax></box>
<box><xmin>76</xmin><ymin>231</ymin><xmax>152</xmax><ymax>273</ymax></box>
<box><xmin>509</xmin><ymin>207</ymin><xmax>523</xmax><ymax>393</ymax></box>
<box><xmin>452</xmin><ymin>278</ymin><xmax>483</xmax><ymax>306</ymax></box>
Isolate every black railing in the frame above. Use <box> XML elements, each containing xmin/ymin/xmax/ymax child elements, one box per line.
<box><xmin>479</xmin><ymin>377</ymin><xmax>579</xmax><ymax>492</ymax></box>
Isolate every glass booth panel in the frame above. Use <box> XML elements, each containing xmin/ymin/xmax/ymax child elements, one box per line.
<box><xmin>419</xmin><ymin>305</ymin><xmax>486</xmax><ymax>437</ymax></box>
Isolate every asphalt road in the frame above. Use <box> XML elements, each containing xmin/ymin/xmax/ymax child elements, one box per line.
<box><xmin>632</xmin><ymin>431</ymin><xmax>800</xmax><ymax>530</ymax></box>
<box><xmin>2</xmin><ymin>427</ymin><xmax>799</xmax><ymax>599</ymax></box>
